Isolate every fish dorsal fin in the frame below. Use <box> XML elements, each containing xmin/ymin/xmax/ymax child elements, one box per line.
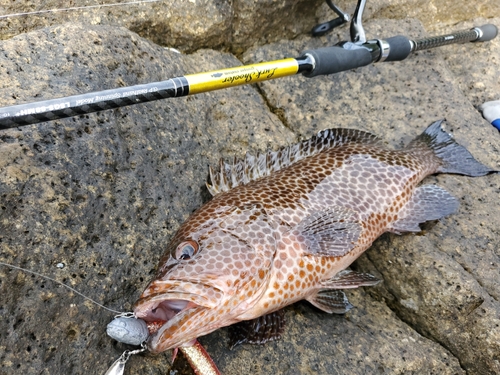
<box><xmin>206</xmin><ymin>128</ymin><xmax>381</xmax><ymax>196</ymax></box>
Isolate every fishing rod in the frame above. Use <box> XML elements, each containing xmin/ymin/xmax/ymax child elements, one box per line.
<box><xmin>0</xmin><ymin>0</ymin><xmax>162</xmax><ymax>20</ymax></box>
<box><xmin>0</xmin><ymin>2</ymin><xmax>497</xmax><ymax>130</ymax></box>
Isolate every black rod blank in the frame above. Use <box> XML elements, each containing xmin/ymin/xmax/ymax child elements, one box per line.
<box><xmin>0</xmin><ymin>78</ymin><xmax>188</xmax><ymax>129</ymax></box>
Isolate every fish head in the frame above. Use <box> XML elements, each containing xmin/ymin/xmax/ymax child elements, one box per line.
<box><xmin>133</xmin><ymin>202</ymin><xmax>276</xmax><ymax>353</ymax></box>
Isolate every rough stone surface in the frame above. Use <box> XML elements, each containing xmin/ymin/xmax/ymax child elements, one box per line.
<box><xmin>316</xmin><ymin>0</ymin><xmax>500</xmax><ymax>34</ymax></box>
<box><xmin>0</xmin><ymin>0</ymin><xmax>232</xmax><ymax>51</ymax></box>
<box><xmin>0</xmin><ymin>0</ymin><xmax>322</xmax><ymax>53</ymax></box>
<box><xmin>205</xmin><ymin>289</ymin><xmax>465</xmax><ymax>375</ymax></box>
<box><xmin>243</xmin><ymin>17</ymin><xmax>500</xmax><ymax>375</ymax></box>
<box><xmin>1</xmin><ymin>0</ymin><xmax>497</xmax><ymax>53</ymax></box>
<box><xmin>0</xmin><ymin>23</ymin><xmax>293</xmax><ymax>375</ymax></box>
<box><xmin>0</xmin><ymin>6</ymin><xmax>499</xmax><ymax>375</ymax></box>
<box><xmin>436</xmin><ymin>18</ymin><xmax>500</xmax><ymax>108</ymax></box>
<box><xmin>230</xmin><ymin>0</ymin><xmax>323</xmax><ymax>55</ymax></box>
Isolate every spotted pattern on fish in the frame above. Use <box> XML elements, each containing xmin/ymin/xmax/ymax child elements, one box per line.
<box><xmin>134</xmin><ymin>120</ymin><xmax>496</xmax><ymax>353</ymax></box>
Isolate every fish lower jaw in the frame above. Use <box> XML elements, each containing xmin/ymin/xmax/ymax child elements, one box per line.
<box><xmin>148</xmin><ymin>304</ymin><xmax>240</xmax><ymax>353</ymax></box>
<box><xmin>133</xmin><ymin>299</ymin><xmax>201</xmax><ymax>350</ymax></box>
<box><xmin>147</xmin><ymin>313</ymin><xmax>205</xmax><ymax>353</ymax></box>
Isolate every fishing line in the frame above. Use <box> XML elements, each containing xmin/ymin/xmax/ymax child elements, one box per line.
<box><xmin>0</xmin><ymin>260</ymin><xmax>124</xmax><ymax>314</ymax></box>
<box><xmin>0</xmin><ymin>0</ymin><xmax>162</xmax><ymax>19</ymax></box>
<box><xmin>0</xmin><ymin>260</ymin><xmax>147</xmax><ymax>373</ymax></box>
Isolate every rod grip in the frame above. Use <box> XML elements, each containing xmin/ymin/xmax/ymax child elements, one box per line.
<box><xmin>302</xmin><ymin>44</ymin><xmax>373</xmax><ymax>77</ymax></box>
<box><xmin>384</xmin><ymin>36</ymin><xmax>412</xmax><ymax>62</ymax></box>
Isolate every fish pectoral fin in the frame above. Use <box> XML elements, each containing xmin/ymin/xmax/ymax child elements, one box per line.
<box><xmin>307</xmin><ymin>289</ymin><xmax>354</xmax><ymax>314</ymax></box>
<box><xmin>228</xmin><ymin>309</ymin><xmax>286</xmax><ymax>349</ymax></box>
<box><xmin>390</xmin><ymin>185</ymin><xmax>459</xmax><ymax>233</ymax></box>
<box><xmin>293</xmin><ymin>206</ymin><xmax>362</xmax><ymax>257</ymax></box>
<box><xmin>322</xmin><ymin>269</ymin><xmax>381</xmax><ymax>289</ymax></box>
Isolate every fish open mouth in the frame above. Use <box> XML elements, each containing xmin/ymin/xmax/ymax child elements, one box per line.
<box><xmin>133</xmin><ymin>280</ymin><xmax>223</xmax><ymax>351</ymax></box>
<box><xmin>135</xmin><ymin>296</ymin><xmax>210</xmax><ymax>351</ymax></box>
<box><xmin>141</xmin><ymin>299</ymin><xmax>197</xmax><ymax>323</ymax></box>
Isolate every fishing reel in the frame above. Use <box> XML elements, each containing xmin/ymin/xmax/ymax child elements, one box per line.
<box><xmin>312</xmin><ymin>0</ymin><xmax>368</xmax><ymax>44</ymax></box>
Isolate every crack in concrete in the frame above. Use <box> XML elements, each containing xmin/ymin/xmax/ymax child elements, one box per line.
<box><xmin>363</xmin><ymin>250</ymin><xmax>469</xmax><ymax>374</ymax></box>
<box><xmin>253</xmin><ymin>83</ymin><xmax>297</xmax><ymax>138</ymax></box>
<box><xmin>228</xmin><ymin>51</ymin><xmax>297</xmax><ymax>138</ymax></box>
<box><xmin>452</xmin><ymin>255</ymin><xmax>499</xmax><ymax>304</ymax></box>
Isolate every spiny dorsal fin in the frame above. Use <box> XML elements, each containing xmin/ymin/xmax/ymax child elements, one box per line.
<box><xmin>206</xmin><ymin>128</ymin><xmax>381</xmax><ymax>196</ymax></box>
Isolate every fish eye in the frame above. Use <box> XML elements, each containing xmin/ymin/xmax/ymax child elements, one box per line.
<box><xmin>175</xmin><ymin>240</ymin><xmax>199</xmax><ymax>260</ymax></box>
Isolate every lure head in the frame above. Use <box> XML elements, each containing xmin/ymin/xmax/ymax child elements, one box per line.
<box><xmin>106</xmin><ymin>316</ymin><xmax>149</xmax><ymax>346</ymax></box>
<box><xmin>133</xmin><ymin>200</ymin><xmax>275</xmax><ymax>353</ymax></box>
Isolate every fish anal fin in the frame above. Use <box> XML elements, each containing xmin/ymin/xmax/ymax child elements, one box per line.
<box><xmin>228</xmin><ymin>309</ymin><xmax>286</xmax><ymax>349</ymax></box>
<box><xmin>390</xmin><ymin>185</ymin><xmax>458</xmax><ymax>233</ymax></box>
<box><xmin>292</xmin><ymin>206</ymin><xmax>362</xmax><ymax>257</ymax></box>
<box><xmin>321</xmin><ymin>269</ymin><xmax>381</xmax><ymax>289</ymax></box>
<box><xmin>307</xmin><ymin>289</ymin><xmax>354</xmax><ymax>314</ymax></box>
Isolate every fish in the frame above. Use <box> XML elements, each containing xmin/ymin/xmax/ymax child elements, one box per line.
<box><xmin>133</xmin><ymin>120</ymin><xmax>496</xmax><ymax>354</ymax></box>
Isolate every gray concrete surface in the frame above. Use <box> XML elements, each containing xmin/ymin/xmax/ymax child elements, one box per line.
<box><xmin>0</xmin><ymin>3</ymin><xmax>498</xmax><ymax>375</ymax></box>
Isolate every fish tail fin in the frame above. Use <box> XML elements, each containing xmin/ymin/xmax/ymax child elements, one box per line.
<box><xmin>408</xmin><ymin>120</ymin><xmax>497</xmax><ymax>176</ymax></box>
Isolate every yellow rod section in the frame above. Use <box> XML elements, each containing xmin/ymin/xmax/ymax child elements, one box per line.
<box><xmin>185</xmin><ymin>58</ymin><xmax>299</xmax><ymax>95</ymax></box>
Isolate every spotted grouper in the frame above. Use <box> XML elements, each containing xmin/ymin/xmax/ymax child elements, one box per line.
<box><xmin>134</xmin><ymin>120</ymin><xmax>496</xmax><ymax>354</ymax></box>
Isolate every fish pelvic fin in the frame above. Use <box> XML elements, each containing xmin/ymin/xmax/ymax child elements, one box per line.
<box><xmin>408</xmin><ymin>120</ymin><xmax>498</xmax><ymax>176</ymax></box>
<box><xmin>390</xmin><ymin>184</ymin><xmax>459</xmax><ymax>233</ymax></box>
<box><xmin>307</xmin><ymin>270</ymin><xmax>380</xmax><ymax>313</ymax></box>
<box><xmin>321</xmin><ymin>269</ymin><xmax>381</xmax><ymax>289</ymax></box>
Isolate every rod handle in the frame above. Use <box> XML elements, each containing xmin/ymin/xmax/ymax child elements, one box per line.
<box><xmin>384</xmin><ymin>36</ymin><xmax>412</xmax><ymax>61</ymax></box>
<box><xmin>301</xmin><ymin>43</ymin><xmax>372</xmax><ymax>78</ymax></box>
